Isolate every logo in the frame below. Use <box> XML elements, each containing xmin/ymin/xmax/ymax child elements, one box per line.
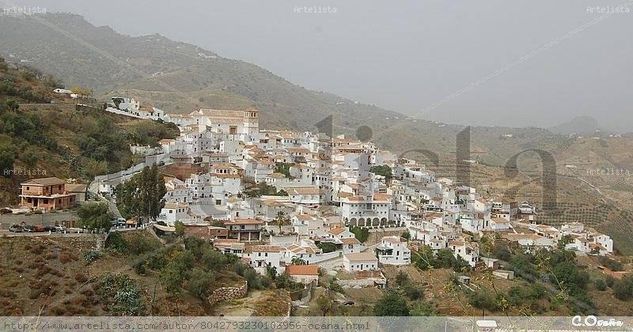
<box><xmin>571</xmin><ymin>316</ymin><xmax>624</xmax><ymax>328</ymax></box>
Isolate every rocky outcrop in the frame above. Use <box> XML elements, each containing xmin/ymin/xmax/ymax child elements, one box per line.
<box><xmin>207</xmin><ymin>280</ymin><xmax>248</xmax><ymax>306</ymax></box>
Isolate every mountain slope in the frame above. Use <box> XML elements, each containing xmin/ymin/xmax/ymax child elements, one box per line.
<box><xmin>0</xmin><ymin>13</ymin><xmax>570</xmax><ymax>163</ymax></box>
<box><xmin>0</xmin><ymin>58</ymin><xmax>178</xmax><ymax>205</ymax></box>
<box><xmin>0</xmin><ymin>13</ymin><xmax>401</xmax><ymax>131</ymax></box>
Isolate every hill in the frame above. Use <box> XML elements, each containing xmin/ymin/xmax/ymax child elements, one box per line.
<box><xmin>0</xmin><ymin>57</ymin><xmax>179</xmax><ymax>205</ymax></box>
<box><xmin>549</xmin><ymin>116</ymin><xmax>602</xmax><ymax>136</ymax></box>
<box><xmin>0</xmin><ymin>231</ymin><xmax>290</xmax><ymax>316</ymax></box>
<box><xmin>0</xmin><ymin>13</ymin><xmax>575</xmax><ymax>166</ymax></box>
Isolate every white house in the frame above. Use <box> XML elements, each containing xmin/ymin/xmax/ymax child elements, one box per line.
<box><xmin>489</xmin><ymin>218</ymin><xmax>512</xmax><ymax>232</ymax></box>
<box><xmin>375</xmin><ymin>236</ymin><xmax>411</xmax><ymax>266</ymax></box>
<box><xmin>245</xmin><ymin>245</ymin><xmax>286</xmax><ymax>275</ymax></box>
<box><xmin>157</xmin><ymin>202</ymin><xmax>193</xmax><ymax>225</ymax></box>
<box><xmin>450</xmin><ymin>238</ymin><xmax>480</xmax><ymax>267</ymax></box>
<box><xmin>343</xmin><ymin>252</ymin><xmax>379</xmax><ymax>272</ymax></box>
<box><xmin>286</xmin><ymin>186</ymin><xmax>320</xmax><ymax>205</ymax></box>
<box><xmin>505</xmin><ymin>233</ymin><xmax>556</xmax><ymax>251</ymax></box>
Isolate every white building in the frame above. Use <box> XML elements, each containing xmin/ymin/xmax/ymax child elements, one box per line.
<box><xmin>285</xmin><ymin>265</ymin><xmax>319</xmax><ymax>284</ymax></box>
<box><xmin>245</xmin><ymin>245</ymin><xmax>286</xmax><ymax>274</ymax></box>
<box><xmin>341</xmin><ymin>193</ymin><xmax>392</xmax><ymax>228</ymax></box>
<box><xmin>375</xmin><ymin>236</ymin><xmax>411</xmax><ymax>266</ymax></box>
<box><xmin>450</xmin><ymin>238</ymin><xmax>480</xmax><ymax>267</ymax></box>
<box><xmin>343</xmin><ymin>252</ymin><xmax>379</xmax><ymax>272</ymax></box>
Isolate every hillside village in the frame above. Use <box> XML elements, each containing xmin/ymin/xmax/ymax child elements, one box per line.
<box><xmin>2</xmin><ymin>58</ymin><xmax>633</xmax><ymax>317</ymax></box>
<box><xmin>18</xmin><ymin>94</ymin><xmax>618</xmax><ymax>289</ymax></box>
<box><xmin>2</xmin><ymin>10</ymin><xmax>633</xmax><ymax>322</ymax></box>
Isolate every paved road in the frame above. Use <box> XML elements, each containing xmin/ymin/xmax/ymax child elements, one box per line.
<box><xmin>0</xmin><ymin>230</ymin><xmax>96</xmax><ymax>237</ymax></box>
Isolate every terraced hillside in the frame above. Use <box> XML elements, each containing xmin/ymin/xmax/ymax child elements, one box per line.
<box><xmin>0</xmin><ymin>58</ymin><xmax>179</xmax><ymax>205</ymax></box>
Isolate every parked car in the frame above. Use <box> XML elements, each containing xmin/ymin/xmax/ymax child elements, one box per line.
<box><xmin>8</xmin><ymin>224</ymin><xmax>23</xmax><ymax>232</ymax></box>
<box><xmin>33</xmin><ymin>225</ymin><xmax>46</xmax><ymax>232</ymax></box>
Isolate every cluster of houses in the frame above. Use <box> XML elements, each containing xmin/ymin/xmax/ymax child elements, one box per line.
<box><xmin>18</xmin><ymin>96</ymin><xmax>617</xmax><ymax>287</ymax></box>
<box><xmin>104</xmin><ymin>97</ymin><xmax>166</xmax><ymax>121</ymax></box>
<box><xmin>119</xmin><ymin>103</ymin><xmax>616</xmax><ymax>285</ymax></box>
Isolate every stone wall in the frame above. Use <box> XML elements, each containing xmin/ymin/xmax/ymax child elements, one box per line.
<box><xmin>208</xmin><ymin>280</ymin><xmax>248</xmax><ymax>306</ymax></box>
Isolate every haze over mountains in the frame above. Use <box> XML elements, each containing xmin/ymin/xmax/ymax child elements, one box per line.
<box><xmin>2</xmin><ymin>12</ymin><xmax>579</xmax><ymax>167</ymax></box>
<box><xmin>3</xmin><ymin>0</ymin><xmax>632</xmax><ymax>132</ymax></box>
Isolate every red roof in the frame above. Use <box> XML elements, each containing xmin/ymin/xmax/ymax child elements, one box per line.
<box><xmin>285</xmin><ymin>264</ymin><xmax>319</xmax><ymax>276</ymax></box>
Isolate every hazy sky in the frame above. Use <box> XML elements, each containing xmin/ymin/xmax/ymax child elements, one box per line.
<box><xmin>6</xmin><ymin>0</ymin><xmax>633</xmax><ymax>131</ymax></box>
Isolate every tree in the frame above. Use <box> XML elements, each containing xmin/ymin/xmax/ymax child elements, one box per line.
<box><xmin>369</xmin><ymin>165</ymin><xmax>392</xmax><ymax>181</ymax></box>
<box><xmin>291</xmin><ymin>257</ymin><xmax>307</xmax><ymax>265</ymax></box>
<box><xmin>0</xmin><ymin>143</ymin><xmax>15</xmax><ymax>178</ymax></box>
<box><xmin>174</xmin><ymin>221</ymin><xmax>185</xmax><ymax>237</ymax></box>
<box><xmin>551</xmin><ymin>261</ymin><xmax>589</xmax><ymax>296</ymax></box>
<box><xmin>244</xmin><ymin>182</ymin><xmax>288</xmax><ymax>197</ymax></box>
<box><xmin>558</xmin><ymin>235</ymin><xmax>574</xmax><ymax>249</ymax></box>
<box><xmin>77</xmin><ymin>202</ymin><xmax>113</xmax><ymax>231</ymax></box>
<box><xmin>412</xmin><ymin>245</ymin><xmax>434</xmax><ymax>270</ymax></box>
<box><xmin>350</xmin><ymin>226</ymin><xmax>369</xmax><ymax>243</ymax></box>
<box><xmin>401</xmin><ymin>231</ymin><xmax>411</xmax><ymax>241</ymax></box>
<box><xmin>275</xmin><ymin>211</ymin><xmax>289</xmax><ymax>234</ymax></box>
<box><xmin>410</xmin><ymin>301</ymin><xmax>437</xmax><ymax>316</ymax></box>
<box><xmin>395</xmin><ymin>271</ymin><xmax>409</xmax><ymax>287</ymax></box>
<box><xmin>160</xmin><ymin>262</ymin><xmax>184</xmax><ymax>296</ymax></box>
<box><xmin>469</xmin><ymin>290</ymin><xmax>501</xmax><ymax>312</ymax></box>
<box><xmin>613</xmin><ymin>275</ymin><xmax>633</xmax><ymax>300</ymax></box>
<box><xmin>187</xmin><ymin>268</ymin><xmax>215</xmax><ymax>300</ymax></box>
<box><xmin>115</xmin><ymin>165</ymin><xmax>166</xmax><ymax>221</ymax></box>
<box><xmin>374</xmin><ymin>291</ymin><xmax>409</xmax><ymax>316</ymax></box>
<box><xmin>316</xmin><ymin>294</ymin><xmax>336</xmax><ymax>316</ymax></box>
<box><xmin>274</xmin><ymin>162</ymin><xmax>293</xmax><ymax>178</ymax></box>
<box><xmin>594</xmin><ymin>279</ymin><xmax>607</xmax><ymax>291</ymax></box>
<box><xmin>70</xmin><ymin>86</ymin><xmax>93</xmax><ymax>96</ymax></box>
<box><xmin>317</xmin><ymin>242</ymin><xmax>337</xmax><ymax>253</ymax></box>
<box><xmin>403</xmin><ymin>284</ymin><xmax>424</xmax><ymax>300</ymax></box>
<box><xmin>159</xmin><ymin>251</ymin><xmax>194</xmax><ymax>296</ymax></box>
<box><xmin>266</xmin><ymin>266</ymin><xmax>278</xmax><ymax>280</ymax></box>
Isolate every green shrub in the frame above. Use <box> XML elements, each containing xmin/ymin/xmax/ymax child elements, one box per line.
<box><xmin>598</xmin><ymin>256</ymin><xmax>624</xmax><ymax>271</ymax></box>
<box><xmin>317</xmin><ymin>242</ymin><xmax>337</xmax><ymax>253</ymax></box>
<box><xmin>96</xmin><ymin>274</ymin><xmax>144</xmax><ymax>315</ymax></box>
<box><xmin>469</xmin><ymin>290</ymin><xmax>501</xmax><ymax>312</ymax></box>
<box><xmin>83</xmin><ymin>250</ymin><xmax>102</xmax><ymax>264</ymax></box>
<box><xmin>133</xmin><ymin>261</ymin><xmax>146</xmax><ymax>275</ymax></box>
<box><xmin>374</xmin><ymin>291</ymin><xmax>409</xmax><ymax>316</ymax></box>
<box><xmin>594</xmin><ymin>279</ymin><xmax>607</xmax><ymax>291</ymax></box>
<box><xmin>186</xmin><ymin>268</ymin><xmax>215</xmax><ymax>300</ymax></box>
<box><xmin>613</xmin><ymin>276</ymin><xmax>633</xmax><ymax>301</ymax></box>
<box><xmin>606</xmin><ymin>275</ymin><xmax>615</xmax><ymax>288</ymax></box>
